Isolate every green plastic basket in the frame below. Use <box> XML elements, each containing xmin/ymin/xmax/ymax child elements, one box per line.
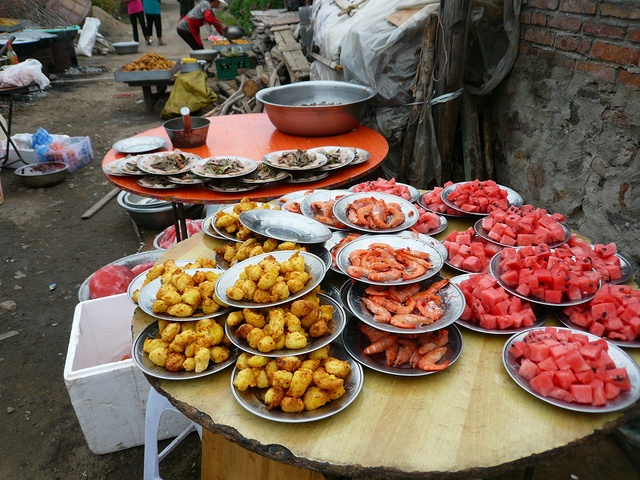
<box><xmin>215</xmin><ymin>56</ymin><xmax>251</xmax><ymax>80</ymax></box>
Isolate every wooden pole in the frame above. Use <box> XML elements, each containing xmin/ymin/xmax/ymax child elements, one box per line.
<box><xmin>432</xmin><ymin>0</ymin><xmax>473</xmax><ymax>181</ymax></box>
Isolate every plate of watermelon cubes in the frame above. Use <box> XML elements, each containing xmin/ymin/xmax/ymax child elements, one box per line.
<box><xmin>450</xmin><ymin>273</ymin><xmax>547</xmax><ymax>334</ymax></box>
<box><xmin>441</xmin><ymin>180</ymin><xmax>524</xmax><ymax>217</ymax></box>
<box><xmin>473</xmin><ymin>205</ymin><xmax>570</xmax><ymax>248</ymax></box>
<box><xmin>490</xmin><ymin>245</ymin><xmax>602</xmax><ymax>307</ymax></box>
<box><xmin>503</xmin><ymin>326</ymin><xmax>640</xmax><ymax>412</ymax></box>
<box><xmin>443</xmin><ymin>227</ymin><xmax>503</xmax><ymax>274</ymax></box>
<box><xmin>418</xmin><ymin>184</ymin><xmax>467</xmax><ymax>217</ymax></box>
<box><xmin>556</xmin><ymin>283</ymin><xmax>640</xmax><ymax>348</ymax></box>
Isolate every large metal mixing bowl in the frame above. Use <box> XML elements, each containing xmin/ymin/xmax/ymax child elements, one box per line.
<box><xmin>14</xmin><ymin>162</ymin><xmax>68</xmax><ymax>187</ymax></box>
<box><xmin>255</xmin><ymin>81</ymin><xmax>376</xmax><ymax>137</ymax></box>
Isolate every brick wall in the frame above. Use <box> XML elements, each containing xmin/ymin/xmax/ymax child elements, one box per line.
<box><xmin>519</xmin><ymin>0</ymin><xmax>640</xmax><ymax>88</ymax></box>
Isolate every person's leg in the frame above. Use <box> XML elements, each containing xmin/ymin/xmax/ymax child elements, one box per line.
<box><xmin>154</xmin><ymin>15</ymin><xmax>164</xmax><ymax>44</ymax></box>
<box><xmin>138</xmin><ymin>11</ymin><xmax>151</xmax><ymax>44</ymax></box>
<box><xmin>129</xmin><ymin>13</ymin><xmax>139</xmax><ymax>42</ymax></box>
<box><xmin>145</xmin><ymin>13</ymin><xmax>155</xmax><ymax>39</ymax></box>
<box><xmin>177</xmin><ymin>28</ymin><xmax>202</xmax><ymax>50</ymax></box>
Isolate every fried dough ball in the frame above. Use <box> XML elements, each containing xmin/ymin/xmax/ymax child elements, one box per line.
<box><xmin>236</xmin><ymin>352</ymin><xmax>251</xmax><ymax>370</ymax></box>
<box><xmin>247</xmin><ymin>328</ymin><xmax>266</xmax><ymax>349</ymax></box>
<box><xmin>263</xmin><ymin>238</ymin><xmax>279</xmax><ymax>252</ymax></box>
<box><xmin>269</xmin><ymin>370</ymin><xmax>293</xmax><ymax>390</ymax></box>
<box><xmin>172</xmin><ymin>272</ymin><xmax>194</xmax><ymax>292</ymax></box>
<box><xmin>303</xmin><ymin>386</ymin><xmax>331</xmax><ymax>411</ymax></box>
<box><xmin>194</xmin><ymin>347</ymin><xmax>211</xmax><ymax>373</ymax></box>
<box><xmin>252</xmin><ymin>368</ymin><xmax>271</xmax><ymax>388</ymax></box>
<box><xmin>286</xmin><ymin>369</ymin><xmax>313</xmax><ymax>398</ymax></box>
<box><xmin>257</xmin><ymin>336</ymin><xmax>276</xmax><ymax>353</ymax></box>
<box><xmin>285</xmin><ymin>331</ymin><xmax>307</xmax><ymax>349</ymax></box>
<box><xmin>226</xmin><ymin>286</ymin><xmax>245</xmax><ymax>301</ymax></box>
<box><xmin>201</xmin><ymin>297</ymin><xmax>221</xmax><ymax>315</ymax></box>
<box><xmin>171</xmin><ymin>330</ymin><xmax>197</xmax><ymax>351</ymax></box>
<box><xmin>273</xmin><ymin>334</ymin><xmax>286</xmax><ymax>350</ymax></box>
<box><xmin>246</xmin><ymin>355</ymin><xmax>269</xmax><ymax>368</ymax></box>
<box><xmin>312</xmin><ymin>367</ymin><xmax>344</xmax><ymax>391</ymax></box>
<box><xmin>143</xmin><ymin>337</ymin><xmax>169</xmax><ymax>354</ymax></box>
<box><xmin>328</xmin><ymin>385</ymin><xmax>346</xmax><ymax>401</ymax></box>
<box><xmin>239</xmin><ymin>279</ymin><xmax>257</xmax><ymax>300</ymax></box>
<box><xmin>276</xmin><ymin>356</ymin><xmax>302</xmax><ymax>372</ymax></box>
<box><xmin>324</xmin><ymin>358</ymin><xmax>351</xmax><ymax>378</ymax></box>
<box><xmin>194</xmin><ymin>331</ymin><xmax>215</xmax><ymax>349</ymax></box>
<box><xmin>270</xmin><ymin>281</ymin><xmax>290</xmax><ymax>301</ymax></box>
<box><xmin>235</xmin><ymin>323</ymin><xmax>255</xmax><ymax>339</ymax></box>
<box><xmin>300</xmin><ymin>306</ymin><xmax>320</xmax><ymax>329</ymax></box>
<box><xmin>226</xmin><ymin>310</ymin><xmax>245</xmax><ymax>327</ymax></box>
<box><xmin>157</xmin><ymin>284</ymin><xmax>182</xmax><ymax>305</ymax></box>
<box><xmin>253</xmin><ymin>288</ymin><xmax>277</xmax><ymax>304</ymax></box>
<box><xmin>132</xmin><ymin>289</ymin><xmax>141</xmax><ymax>303</ymax></box>
<box><xmin>280</xmin><ymin>396</ymin><xmax>305</xmax><ymax>413</ymax></box>
<box><xmin>183</xmin><ymin>357</ymin><xmax>196</xmax><ymax>372</ymax></box>
<box><xmin>182</xmin><ymin>286</ymin><xmax>202</xmax><ymax>307</ymax></box>
<box><xmin>264</xmin><ymin>386</ymin><xmax>285</xmax><ymax>410</ymax></box>
<box><xmin>309</xmin><ymin>319</ymin><xmax>328</xmax><ymax>338</ymax></box>
<box><xmin>148</xmin><ymin>347</ymin><xmax>170</xmax><ymax>367</ymax></box>
<box><xmin>243</xmin><ymin>308</ymin><xmax>267</xmax><ymax>328</ymax></box>
<box><xmin>160</xmin><ymin>322</ymin><xmax>181</xmax><ymax>343</ymax></box>
<box><xmin>319</xmin><ymin>304</ymin><xmax>334</xmax><ymax>321</ymax></box>
<box><xmin>290</xmin><ymin>299</ymin><xmax>315</xmax><ymax>318</ymax></box>
<box><xmin>144</xmin><ymin>264</ymin><xmax>165</xmax><ymax>283</ymax></box>
<box><xmin>286</xmin><ymin>271</ymin><xmax>312</xmax><ymax>294</ymax></box>
<box><xmin>233</xmin><ymin>369</ymin><xmax>255</xmax><ymax>391</ymax></box>
<box><xmin>265</xmin><ymin>359</ymin><xmax>279</xmax><ymax>377</ymax></box>
<box><xmin>198</xmin><ymin>280</ymin><xmax>216</xmax><ymax>299</ymax></box>
<box><xmin>300</xmin><ymin>358</ymin><xmax>321</xmax><ymax>372</ymax></box>
<box><xmin>158</xmin><ymin>320</ymin><xmax>170</xmax><ymax>333</ymax></box>
<box><xmin>166</xmin><ymin>302</ymin><xmax>195</xmax><ymax>318</ymax></box>
<box><xmin>165</xmin><ymin>352</ymin><xmax>187</xmax><ymax>372</ymax></box>
<box><xmin>284</xmin><ymin>312</ymin><xmax>303</xmax><ymax>333</ymax></box>
<box><xmin>257</xmin><ymin>268</ymin><xmax>279</xmax><ymax>290</ymax></box>
<box><xmin>209</xmin><ymin>345</ymin><xmax>230</xmax><ymax>363</ymax></box>
<box><xmin>279</xmin><ymin>252</ymin><xmax>305</xmax><ymax>272</ymax></box>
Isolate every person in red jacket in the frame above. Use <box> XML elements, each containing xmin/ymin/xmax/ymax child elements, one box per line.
<box><xmin>176</xmin><ymin>0</ymin><xmax>228</xmax><ymax>51</ymax></box>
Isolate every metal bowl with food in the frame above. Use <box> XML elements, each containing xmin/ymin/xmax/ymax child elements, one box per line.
<box><xmin>14</xmin><ymin>162</ymin><xmax>68</xmax><ymax>187</ymax></box>
<box><xmin>255</xmin><ymin>81</ymin><xmax>376</xmax><ymax>136</ymax></box>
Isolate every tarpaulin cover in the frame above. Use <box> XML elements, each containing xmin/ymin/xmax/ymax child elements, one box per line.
<box><xmin>162</xmin><ymin>70</ymin><xmax>218</xmax><ymax>119</ymax></box>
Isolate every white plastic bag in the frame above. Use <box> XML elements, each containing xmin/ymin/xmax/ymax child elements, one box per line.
<box><xmin>75</xmin><ymin>17</ymin><xmax>101</xmax><ymax>57</ymax></box>
<box><xmin>0</xmin><ymin>59</ymin><xmax>50</xmax><ymax>89</ymax></box>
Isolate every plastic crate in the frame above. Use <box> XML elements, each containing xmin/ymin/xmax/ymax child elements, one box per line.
<box><xmin>215</xmin><ymin>55</ymin><xmax>251</xmax><ymax>80</ymax></box>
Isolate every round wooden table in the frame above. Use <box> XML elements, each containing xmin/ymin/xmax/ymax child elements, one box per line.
<box><xmin>132</xmin><ymin>215</ymin><xmax>640</xmax><ymax>480</ymax></box>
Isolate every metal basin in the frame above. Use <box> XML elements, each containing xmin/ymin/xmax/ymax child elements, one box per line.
<box><xmin>163</xmin><ymin>116</ymin><xmax>210</xmax><ymax>148</ymax></box>
<box><xmin>14</xmin><ymin>162</ymin><xmax>68</xmax><ymax>187</ymax></box>
<box><xmin>116</xmin><ymin>191</ymin><xmax>203</xmax><ymax>230</ymax></box>
<box><xmin>255</xmin><ymin>81</ymin><xmax>376</xmax><ymax>136</ymax></box>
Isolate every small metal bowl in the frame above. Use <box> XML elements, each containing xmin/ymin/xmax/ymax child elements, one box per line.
<box><xmin>14</xmin><ymin>162</ymin><xmax>68</xmax><ymax>187</ymax></box>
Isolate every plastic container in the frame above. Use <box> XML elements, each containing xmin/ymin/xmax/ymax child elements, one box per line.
<box><xmin>215</xmin><ymin>55</ymin><xmax>251</xmax><ymax>80</ymax></box>
<box><xmin>63</xmin><ymin>294</ymin><xmax>191</xmax><ymax>454</ymax></box>
<box><xmin>37</xmin><ymin>136</ymin><xmax>93</xmax><ymax>172</ymax></box>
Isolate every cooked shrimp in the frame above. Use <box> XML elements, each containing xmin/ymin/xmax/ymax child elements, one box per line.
<box><xmin>363</xmin><ymin>297</ymin><xmax>392</xmax><ymax>323</ymax></box>
<box><xmin>417</xmin><ymin>347</ymin><xmax>450</xmax><ymax>371</ymax></box>
<box><xmin>363</xmin><ymin>334</ymin><xmax>397</xmax><ymax>355</ymax></box>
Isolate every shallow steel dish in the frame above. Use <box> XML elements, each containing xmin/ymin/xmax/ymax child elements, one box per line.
<box><xmin>239</xmin><ymin>209</ymin><xmax>332</xmax><ymax>244</ymax></box>
<box><xmin>256</xmin><ymin>81</ymin><xmax>376</xmax><ymax>136</ymax></box>
<box><xmin>14</xmin><ymin>162</ymin><xmax>68</xmax><ymax>187</ymax></box>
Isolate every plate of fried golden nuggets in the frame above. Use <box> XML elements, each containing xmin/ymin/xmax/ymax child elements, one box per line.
<box><xmin>136</xmin><ymin>259</ymin><xmax>231</xmax><ymax>321</ymax></box>
<box><xmin>133</xmin><ymin>318</ymin><xmax>238</xmax><ymax>380</ymax></box>
<box><xmin>211</xmin><ymin>198</ymin><xmax>277</xmax><ymax>242</ymax></box>
<box><xmin>231</xmin><ymin>342</ymin><xmax>363</xmax><ymax>421</ymax></box>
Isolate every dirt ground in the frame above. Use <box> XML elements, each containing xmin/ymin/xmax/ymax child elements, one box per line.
<box><xmin>1</xmin><ymin>2</ymin><xmax>639</xmax><ymax>479</ymax></box>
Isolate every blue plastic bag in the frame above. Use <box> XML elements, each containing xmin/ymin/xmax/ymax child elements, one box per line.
<box><xmin>32</xmin><ymin>128</ymin><xmax>53</xmax><ymax>159</ymax></box>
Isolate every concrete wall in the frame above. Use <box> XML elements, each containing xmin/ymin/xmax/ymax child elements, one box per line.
<box><xmin>491</xmin><ymin>0</ymin><xmax>640</xmax><ymax>278</ymax></box>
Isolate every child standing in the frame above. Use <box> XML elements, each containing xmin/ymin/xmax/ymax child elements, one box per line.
<box><xmin>126</xmin><ymin>0</ymin><xmax>150</xmax><ymax>44</ymax></box>
<box><xmin>143</xmin><ymin>0</ymin><xmax>165</xmax><ymax>45</ymax></box>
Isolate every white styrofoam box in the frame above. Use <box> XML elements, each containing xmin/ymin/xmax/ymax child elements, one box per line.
<box><xmin>64</xmin><ymin>293</ymin><xmax>191</xmax><ymax>455</ymax></box>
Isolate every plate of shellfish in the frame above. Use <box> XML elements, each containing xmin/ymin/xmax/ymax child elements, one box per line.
<box><xmin>332</xmin><ymin>192</ymin><xmax>419</xmax><ymax>233</ymax></box>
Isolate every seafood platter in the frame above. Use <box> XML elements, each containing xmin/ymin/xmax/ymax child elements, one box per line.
<box><xmin>104</xmin><ymin>146</ymin><xmax>371</xmax><ymax>191</ymax></box>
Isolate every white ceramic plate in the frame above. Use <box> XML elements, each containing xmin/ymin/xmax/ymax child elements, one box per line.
<box><xmin>239</xmin><ymin>209</ymin><xmax>332</xmax><ymax>244</ymax></box>
<box><xmin>262</xmin><ymin>149</ymin><xmax>328</xmax><ymax>171</ymax></box>
<box><xmin>489</xmin><ymin>252</ymin><xmax>599</xmax><ymax>307</ymax></box>
<box><xmin>473</xmin><ymin>218</ymin><xmax>571</xmax><ymax>248</ymax></box>
<box><xmin>503</xmin><ymin>327</ymin><xmax>640</xmax><ymax>413</ymax></box>
<box><xmin>311</xmin><ymin>146</ymin><xmax>356</xmax><ymax>171</ymax></box>
<box><xmin>348</xmin><ymin>181</ymin><xmax>420</xmax><ymax>203</ymax></box>
<box><xmin>350</xmin><ymin>148</ymin><xmax>370</xmax><ymax>166</ymax></box>
<box><xmin>112</xmin><ymin>135</ymin><xmax>167</xmax><ymax>154</ymax></box>
<box><xmin>191</xmin><ymin>156</ymin><xmax>258</xmax><ymax>179</ymax></box>
<box><xmin>137</xmin><ymin>176</ymin><xmax>180</xmax><ymax>189</ymax></box>
<box><xmin>342</xmin><ymin>320</ymin><xmax>463</xmax><ymax>376</ymax></box>
<box><xmin>116</xmin><ymin>156</ymin><xmax>148</xmax><ymax>175</ymax></box>
<box><xmin>137</xmin><ymin>151</ymin><xmax>200</xmax><ymax>175</ymax></box>
<box><xmin>346</xmin><ymin>276</ymin><xmax>465</xmax><ymax>334</ymax></box>
<box><xmin>332</xmin><ymin>192</ymin><xmax>419</xmax><ymax>234</ymax></box>
<box><xmin>137</xmin><ymin>267</ymin><xmax>231</xmax><ymax>321</ymax></box>
<box><xmin>284</xmin><ymin>171</ymin><xmax>330</xmax><ymax>184</ymax></box>
<box><xmin>132</xmin><ymin>320</ymin><xmax>238</xmax><ymax>380</ymax></box>
<box><xmin>214</xmin><ymin>250</ymin><xmax>327</xmax><ymax>309</ymax></box>
<box><xmin>203</xmin><ymin>180</ymin><xmax>259</xmax><ymax>193</ymax></box>
<box><xmin>224</xmin><ymin>293</ymin><xmax>346</xmax><ymax>357</ymax></box>
<box><xmin>238</xmin><ymin>162</ymin><xmax>290</xmax><ymax>184</ymax></box>
<box><xmin>335</xmin><ymin>234</ymin><xmax>444</xmax><ymax>285</ymax></box>
<box><xmin>449</xmin><ymin>273</ymin><xmax>548</xmax><ymax>334</ymax></box>
<box><xmin>231</xmin><ymin>342</ymin><xmax>363</xmax><ymax>423</ymax></box>
<box><xmin>299</xmin><ymin>189</ymin><xmax>352</xmax><ymax>230</ymax></box>
<box><xmin>441</xmin><ymin>181</ymin><xmax>524</xmax><ymax>217</ymax></box>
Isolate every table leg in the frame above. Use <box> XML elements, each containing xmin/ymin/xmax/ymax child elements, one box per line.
<box><xmin>141</xmin><ymin>86</ymin><xmax>155</xmax><ymax>113</ymax></box>
<box><xmin>177</xmin><ymin>203</ymin><xmax>188</xmax><ymax>242</ymax></box>
<box><xmin>171</xmin><ymin>203</ymin><xmax>183</xmax><ymax>243</ymax></box>
<box><xmin>1</xmin><ymin>93</ymin><xmax>26</xmax><ymax>167</ymax></box>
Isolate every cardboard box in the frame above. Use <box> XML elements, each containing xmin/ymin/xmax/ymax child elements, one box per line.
<box><xmin>63</xmin><ymin>294</ymin><xmax>191</xmax><ymax>455</ymax></box>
